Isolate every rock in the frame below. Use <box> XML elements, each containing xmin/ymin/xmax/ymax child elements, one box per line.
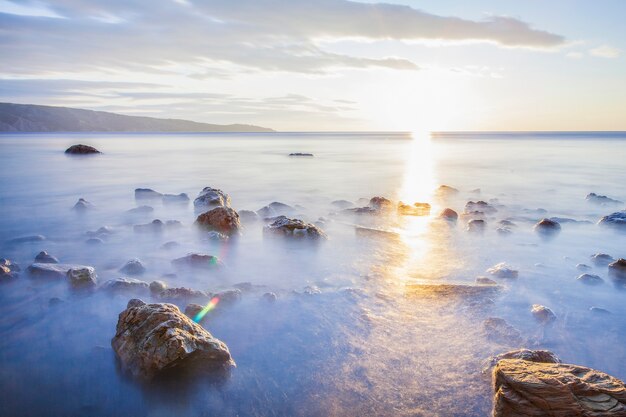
<box><xmin>586</xmin><ymin>192</ymin><xmax>623</xmax><ymax>205</ymax></box>
<box><xmin>135</xmin><ymin>188</ymin><xmax>162</xmax><ymax>200</ymax></box>
<box><xmin>436</xmin><ymin>185</ymin><xmax>459</xmax><ymax>195</ymax></box>
<box><xmin>465</xmin><ymin>200</ymin><xmax>497</xmax><ymax>214</ymax></box>
<box><xmin>498</xmin><ymin>219</ymin><xmax>516</xmax><ymax>227</ymax></box>
<box><xmin>488</xmin><ymin>349</ymin><xmax>561</xmax><ymax>368</ymax></box>
<box><xmin>264</xmin><ymin>216</ymin><xmax>327</xmax><ymax>240</ymax></box>
<box><xmin>195</xmin><ymin>207</ymin><xmax>241</xmax><ymax>236</ymax></box>
<box><xmin>161</xmin><ymin>241</ymin><xmax>180</xmax><ymax>250</ymax></box>
<box><xmin>466</xmin><ymin>219</ymin><xmax>486</xmax><ymax>232</ymax></box>
<box><xmin>531</xmin><ymin>304</ymin><xmax>556</xmax><ymax>324</ymax></box>
<box><xmin>9</xmin><ymin>235</ymin><xmax>46</xmax><ymax>244</ymax></box>
<box><xmin>67</xmin><ymin>267</ymin><xmax>97</xmax><ymax>289</ymax></box>
<box><xmin>111</xmin><ymin>300</ymin><xmax>235</xmax><ymax>380</ymax></box>
<box><xmin>165</xmin><ymin>220</ymin><xmax>183</xmax><ymax>229</ymax></box>
<box><xmin>591</xmin><ymin>253</ymin><xmax>615</xmax><ymax>266</ymax></box>
<box><xmin>101</xmin><ymin>278</ymin><xmax>149</xmax><ymax>294</ymax></box>
<box><xmin>133</xmin><ymin>219</ymin><xmax>164</xmax><ymax>233</ymax></box>
<box><xmin>149</xmin><ymin>280</ymin><xmax>167</xmax><ymax>294</ymax></box>
<box><xmin>172</xmin><ymin>254</ymin><xmax>223</xmax><ymax>270</ymax></box>
<box><xmin>368</xmin><ymin>196</ymin><xmax>394</xmax><ymax>211</ymax></box>
<box><xmin>398</xmin><ymin>201</ymin><xmax>431</xmax><ymax>216</ymax></box>
<box><xmin>549</xmin><ymin>217</ymin><xmax>592</xmax><ymax>224</ymax></box>
<box><xmin>126</xmin><ymin>205</ymin><xmax>154</xmax><ymax>215</ymax></box>
<box><xmin>162</xmin><ymin>193</ymin><xmax>189</xmax><ymax>204</ymax></box>
<box><xmin>86</xmin><ymin>238</ymin><xmax>104</xmax><ymax>245</ymax></box>
<box><xmin>608</xmin><ymin>259</ymin><xmax>626</xmax><ymax>281</ymax></box>
<box><xmin>1</xmin><ymin>258</ymin><xmax>20</xmax><ymax>273</ymax></box>
<box><xmin>0</xmin><ymin>264</ymin><xmax>18</xmax><ymax>282</ymax></box>
<box><xmin>486</xmin><ymin>263</ymin><xmax>519</xmax><ymax>279</ymax></box>
<box><xmin>65</xmin><ymin>144</ymin><xmax>100</xmax><ymax>154</ymax></box>
<box><xmin>72</xmin><ymin>198</ymin><xmax>94</xmax><ymax>212</ymax></box>
<box><xmin>214</xmin><ymin>289</ymin><xmax>242</xmax><ymax>304</ymax></box>
<box><xmin>238</xmin><ymin>210</ymin><xmax>259</xmax><ymax>222</ymax></box>
<box><xmin>482</xmin><ymin>318</ymin><xmax>522</xmax><ymax>345</ymax></box>
<box><xmin>202</xmin><ymin>231</ymin><xmax>229</xmax><ymax>242</ymax></box>
<box><xmin>27</xmin><ymin>263</ymin><xmax>92</xmax><ymax>279</ymax></box>
<box><xmin>331</xmin><ymin>200</ymin><xmax>354</xmax><ymax>209</ymax></box>
<box><xmin>496</xmin><ymin>227</ymin><xmax>513</xmax><ymax>236</ymax></box>
<box><xmin>86</xmin><ymin>226</ymin><xmax>114</xmax><ymax>238</ymax></box>
<box><xmin>158</xmin><ymin>287</ymin><xmax>209</xmax><ymax>303</ymax></box>
<box><xmin>289</xmin><ymin>152</ymin><xmax>314</xmax><ymax>157</ymax></box>
<box><xmin>34</xmin><ymin>251</ymin><xmax>59</xmax><ymax>264</ymax></box>
<box><xmin>576</xmin><ymin>263</ymin><xmax>592</xmax><ymax>271</ymax></box>
<box><xmin>439</xmin><ymin>208</ymin><xmax>458</xmax><ymax>221</ymax></box>
<box><xmin>184</xmin><ymin>303</ymin><xmax>204</xmax><ymax>319</ymax></box>
<box><xmin>492</xmin><ymin>359</ymin><xmax>626</xmax><ymax>417</ymax></box>
<box><xmin>119</xmin><ymin>259</ymin><xmax>146</xmax><ymax>276</ymax></box>
<box><xmin>590</xmin><ymin>307</ymin><xmax>612</xmax><ymax>315</ymax></box>
<box><xmin>534</xmin><ymin>218</ymin><xmax>561</xmax><ymax>236</ymax></box>
<box><xmin>576</xmin><ymin>273</ymin><xmax>604</xmax><ymax>285</ymax></box>
<box><xmin>598</xmin><ymin>210</ymin><xmax>626</xmax><ymax>230</ymax></box>
<box><xmin>476</xmin><ymin>277</ymin><xmax>498</xmax><ymax>285</ymax></box>
<box><xmin>342</xmin><ymin>206</ymin><xmax>379</xmax><ymax>215</ymax></box>
<box><xmin>262</xmin><ymin>292</ymin><xmax>277</xmax><ymax>302</ymax></box>
<box><xmin>257</xmin><ymin>202</ymin><xmax>294</xmax><ymax>218</ymax></box>
<box><xmin>303</xmin><ymin>285</ymin><xmax>322</xmax><ymax>295</ymax></box>
<box><xmin>193</xmin><ymin>187</ymin><xmax>230</xmax><ymax>209</ymax></box>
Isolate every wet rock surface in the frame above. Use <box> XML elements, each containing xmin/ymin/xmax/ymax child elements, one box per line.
<box><xmin>34</xmin><ymin>251</ymin><xmax>59</xmax><ymax>264</ymax></box>
<box><xmin>67</xmin><ymin>267</ymin><xmax>97</xmax><ymax>289</ymax></box>
<box><xmin>591</xmin><ymin>253</ymin><xmax>615</xmax><ymax>266</ymax></box>
<box><xmin>493</xmin><ymin>359</ymin><xmax>626</xmax><ymax>417</ymax></box>
<box><xmin>264</xmin><ymin>216</ymin><xmax>327</xmax><ymax>240</ymax></box>
<box><xmin>194</xmin><ymin>187</ymin><xmax>230</xmax><ymax>208</ymax></box>
<box><xmin>27</xmin><ymin>263</ymin><xmax>92</xmax><ymax>279</ymax></box>
<box><xmin>111</xmin><ymin>300</ymin><xmax>235</xmax><ymax>380</ymax></box>
<box><xmin>65</xmin><ymin>144</ymin><xmax>100</xmax><ymax>154</ymax></box>
<box><xmin>119</xmin><ymin>259</ymin><xmax>146</xmax><ymax>276</ymax></box>
<box><xmin>577</xmin><ymin>273</ymin><xmax>605</xmax><ymax>285</ymax></box>
<box><xmin>598</xmin><ymin>210</ymin><xmax>626</xmax><ymax>230</ymax></box>
<box><xmin>531</xmin><ymin>304</ymin><xmax>556</xmax><ymax>324</ymax></box>
<box><xmin>534</xmin><ymin>218</ymin><xmax>561</xmax><ymax>235</ymax></box>
<box><xmin>195</xmin><ymin>207</ymin><xmax>241</xmax><ymax>235</ymax></box>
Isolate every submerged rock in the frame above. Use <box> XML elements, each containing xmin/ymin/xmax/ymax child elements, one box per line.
<box><xmin>498</xmin><ymin>219</ymin><xmax>516</xmax><ymax>227</ymax></box>
<box><xmin>149</xmin><ymin>280</ymin><xmax>167</xmax><ymax>294</ymax></box>
<box><xmin>172</xmin><ymin>254</ymin><xmax>223</xmax><ymax>270</ymax></box>
<box><xmin>576</xmin><ymin>263</ymin><xmax>592</xmax><ymax>271</ymax></box>
<box><xmin>133</xmin><ymin>219</ymin><xmax>164</xmax><ymax>234</ymax></box>
<box><xmin>586</xmin><ymin>192</ymin><xmax>623</xmax><ymax>205</ymax></box>
<box><xmin>86</xmin><ymin>226</ymin><xmax>114</xmax><ymax>239</ymax></box>
<box><xmin>67</xmin><ymin>267</ymin><xmax>97</xmax><ymax>289</ymax></box>
<box><xmin>65</xmin><ymin>144</ymin><xmax>100</xmax><ymax>154</ymax></box>
<box><xmin>590</xmin><ymin>307</ymin><xmax>612</xmax><ymax>315</ymax></box>
<box><xmin>257</xmin><ymin>202</ymin><xmax>294</xmax><ymax>218</ymax></box>
<box><xmin>487</xmin><ymin>263</ymin><xmax>519</xmax><ymax>279</ymax></box>
<box><xmin>262</xmin><ymin>292</ymin><xmax>277</xmax><ymax>302</ymax></box>
<box><xmin>534</xmin><ymin>218</ymin><xmax>561</xmax><ymax>236</ymax></box>
<box><xmin>496</xmin><ymin>227</ymin><xmax>513</xmax><ymax>236</ymax></box>
<box><xmin>134</xmin><ymin>188</ymin><xmax>162</xmax><ymax>200</ymax></box>
<box><xmin>487</xmin><ymin>349</ymin><xmax>561</xmax><ymax>369</ymax></box>
<box><xmin>436</xmin><ymin>185</ymin><xmax>459</xmax><ymax>195</ymax></box>
<box><xmin>598</xmin><ymin>210</ymin><xmax>626</xmax><ymax>230</ymax></box>
<box><xmin>101</xmin><ymin>278</ymin><xmax>149</xmax><ymax>294</ymax></box>
<box><xmin>608</xmin><ymin>259</ymin><xmax>626</xmax><ymax>281</ymax></box>
<box><xmin>34</xmin><ymin>251</ymin><xmax>59</xmax><ymax>264</ymax></box>
<box><xmin>531</xmin><ymin>304</ymin><xmax>556</xmax><ymax>324</ymax></box>
<box><xmin>119</xmin><ymin>259</ymin><xmax>146</xmax><ymax>276</ymax></box>
<box><xmin>9</xmin><ymin>235</ymin><xmax>46</xmax><ymax>244</ymax></box>
<box><xmin>214</xmin><ymin>289</ymin><xmax>242</xmax><ymax>304</ymax></box>
<box><xmin>439</xmin><ymin>208</ymin><xmax>459</xmax><ymax>221</ymax></box>
<box><xmin>238</xmin><ymin>210</ymin><xmax>259</xmax><ymax>223</ymax></box>
<box><xmin>27</xmin><ymin>263</ymin><xmax>92</xmax><ymax>279</ymax></box>
<box><xmin>1</xmin><ymin>258</ymin><xmax>20</xmax><ymax>273</ymax></box>
<box><xmin>482</xmin><ymin>318</ymin><xmax>522</xmax><ymax>345</ymax></box>
<box><xmin>194</xmin><ymin>187</ymin><xmax>230</xmax><ymax>209</ymax></box>
<box><xmin>158</xmin><ymin>287</ymin><xmax>209</xmax><ymax>303</ymax></box>
<box><xmin>331</xmin><ymin>200</ymin><xmax>354</xmax><ymax>209</ymax></box>
<box><xmin>475</xmin><ymin>277</ymin><xmax>498</xmax><ymax>285</ymax></box>
<box><xmin>465</xmin><ymin>200</ymin><xmax>497</xmax><ymax>214</ymax></box>
<box><xmin>111</xmin><ymin>300</ymin><xmax>235</xmax><ymax>380</ymax></box>
<box><xmin>368</xmin><ymin>196</ymin><xmax>394</xmax><ymax>211</ymax></box>
<box><xmin>162</xmin><ymin>193</ymin><xmax>189</xmax><ymax>204</ymax></box>
<box><xmin>398</xmin><ymin>201</ymin><xmax>431</xmax><ymax>216</ymax></box>
<box><xmin>576</xmin><ymin>273</ymin><xmax>604</xmax><ymax>285</ymax></box>
<box><xmin>195</xmin><ymin>207</ymin><xmax>241</xmax><ymax>236</ymax></box>
<box><xmin>466</xmin><ymin>219</ymin><xmax>486</xmax><ymax>232</ymax></box>
<box><xmin>0</xmin><ymin>263</ymin><xmax>18</xmax><ymax>282</ymax></box>
<box><xmin>86</xmin><ymin>237</ymin><xmax>104</xmax><ymax>245</ymax></box>
<box><xmin>264</xmin><ymin>216</ymin><xmax>327</xmax><ymax>240</ymax></box>
<box><xmin>288</xmin><ymin>152</ymin><xmax>314</xmax><ymax>157</ymax></box>
<box><xmin>492</xmin><ymin>359</ymin><xmax>626</xmax><ymax>417</ymax></box>
<box><xmin>591</xmin><ymin>253</ymin><xmax>615</xmax><ymax>266</ymax></box>
<box><xmin>72</xmin><ymin>198</ymin><xmax>94</xmax><ymax>212</ymax></box>
<box><xmin>126</xmin><ymin>205</ymin><xmax>154</xmax><ymax>215</ymax></box>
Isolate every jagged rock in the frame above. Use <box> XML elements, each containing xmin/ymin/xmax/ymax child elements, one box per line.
<box><xmin>534</xmin><ymin>218</ymin><xmax>561</xmax><ymax>235</ymax></box>
<box><xmin>368</xmin><ymin>196</ymin><xmax>394</xmax><ymax>211</ymax></box>
<box><xmin>492</xmin><ymin>359</ymin><xmax>626</xmax><ymax>417</ymax></box>
<box><xmin>289</xmin><ymin>152</ymin><xmax>314</xmax><ymax>157</ymax></box>
<box><xmin>65</xmin><ymin>144</ymin><xmax>100</xmax><ymax>154</ymax></box>
<box><xmin>9</xmin><ymin>235</ymin><xmax>45</xmax><ymax>244</ymax></box>
<box><xmin>487</xmin><ymin>263</ymin><xmax>519</xmax><ymax>279</ymax></box>
<box><xmin>398</xmin><ymin>201</ymin><xmax>431</xmax><ymax>216</ymax></box>
<box><xmin>586</xmin><ymin>192</ymin><xmax>623</xmax><ymax>205</ymax></box>
<box><xmin>577</xmin><ymin>273</ymin><xmax>605</xmax><ymax>285</ymax></box>
<box><xmin>67</xmin><ymin>267</ymin><xmax>97</xmax><ymax>289</ymax></box>
<box><xmin>149</xmin><ymin>280</ymin><xmax>167</xmax><ymax>294</ymax></box>
<box><xmin>133</xmin><ymin>219</ymin><xmax>164</xmax><ymax>233</ymax></box>
<box><xmin>264</xmin><ymin>216</ymin><xmax>327</xmax><ymax>240</ymax></box>
<box><xmin>257</xmin><ymin>202</ymin><xmax>294</xmax><ymax>218</ymax></box>
<box><xmin>476</xmin><ymin>277</ymin><xmax>498</xmax><ymax>285</ymax></box>
<box><xmin>72</xmin><ymin>198</ymin><xmax>94</xmax><ymax>212</ymax></box>
<box><xmin>126</xmin><ymin>205</ymin><xmax>154</xmax><ymax>214</ymax></box>
<box><xmin>483</xmin><ymin>318</ymin><xmax>522</xmax><ymax>345</ymax></box>
<box><xmin>111</xmin><ymin>300</ymin><xmax>235</xmax><ymax>380</ymax></box>
<box><xmin>27</xmin><ymin>263</ymin><xmax>92</xmax><ymax>279</ymax></box>
<box><xmin>303</xmin><ymin>285</ymin><xmax>322</xmax><ymax>295</ymax></box>
<box><xmin>163</xmin><ymin>193</ymin><xmax>189</xmax><ymax>204</ymax></box>
<box><xmin>135</xmin><ymin>188</ymin><xmax>162</xmax><ymax>200</ymax></box>
<box><xmin>465</xmin><ymin>200</ymin><xmax>497</xmax><ymax>214</ymax></box>
<box><xmin>576</xmin><ymin>263</ymin><xmax>592</xmax><ymax>271</ymax></box>
<box><xmin>591</xmin><ymin>253</ymin><xmax>615</xmax><ymax>266</ymax></box>
<box><xmin>172</xmin><ymin>254</ymin><xmax>223</xmax><ymax>270</ymax></box>
<box><xmin>531</xmin><ymin>304</ymin><xmax>556</xmax><ymax>324</ymax></box>
<box><xmin>466</xmin><ymin>219</ymin><xmax>486</xmax><ymax>232</ymax></box>
<box><xmin>34</xmin><ymin>251</ymin><xmax>59</xmax><ymax>264</ymax></box>
<box><xmin>436</xmin><ymin>185</ymin><xmax>459</xmax><ymax>195</ymax></box>
<box><xmin>609</xmin><ymin>259</ymin><xmax>626</xmax><ymax>281</ymax></box>
<box><xmin>193</xmin><ymin>187</ymin><xmax>230</xmax><ymax>208</ymax></box>
<box><xmin>331</xmin><ymin>200</ymin><xmax>354</xmax><ymax>209</ymax></box>
<box><xmin>439</xmin><ymin>208</ymin><xmax>459</xmax><ymax>221</ymax></box>
<box><xmin>262</xmin><ymin>292</ymin><xmax>277</xmax><ymax>302</ymax></box>
<box><xmin>238</xmin><ymin>210</ymin><xmax>259</xmax><ymax>222</ymax></box>
<box><xmin>195</xmin><ymin>207</ymin><xmax>241</xmax><ymax>236</ymax></box>
<box><xmin>598</xmin><ymin>211</ymin><xmax>626</xmax><ymax>230</ymax></box>
<box><xmin>158</xmin><ymin>287</ymin><xmax>209</xmax><ymax>303</ymax></box>
<box><xmin>119</xmin><ymin>259</ymin><xmax>146</xmax><ymax>276</ymax></box>
<box><xmin>101</xmin><ymin>278</ymin><xmax>149</xmax><ymax>294</ymax></box>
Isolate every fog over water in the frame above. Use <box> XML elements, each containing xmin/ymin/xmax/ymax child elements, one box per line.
<box><xmin>0</xmin><ymin>132</ymin><xmax>625</xmax><ymax>416</ymax></box>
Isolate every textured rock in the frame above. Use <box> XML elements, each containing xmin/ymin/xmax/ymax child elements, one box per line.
<box><xmin>264</xmin><ymin>216</ymin><xmax>327</xmax><ymax>240</ymax></box>
<box><xmin>598</xmin><ymin>211</ymin><xmax>626</xmax><ymax>230</ymax></box>
<box><xmin>194</xmin><ymin>187</ymin><xmax>230</xmax><ymax>208</ymax></box>
<box><xmin>65</xmin><ymin>144</ymin><xmax>100</xmax><ymax>154</ymax></box>
<box><xmin>368</xmin><ymin>196</ymin><xmax>394</xmax><ymax>211</ymax></box>
<box><xmin>493</xmin><ymin>359</ymin><xmax>626</xmax><ymax>417</ymax></box>
<box><xmin>487</xmin><ymin>263</ymin><xmax>519</xmax><ymax>279</ymax></box>
<box><xmin>67</xmin><ymin>267</ymin><xmax>97</xmax><ymax>289</ymax></box>
<box><xmin>531</xmin><ymin>304</ymin><xmax>556</xmax><ymax>324</ymax></box>
<box><xmin>72</xmin><ymin>198</ymin><xmax>94</xmax><ymax>212</ymax></box>
<box><xmin>111</xmin><ymin>300</ymin><xmax>234</xmax><ymax>380</ymax></box>
<box><xmin>534</xmin><ymin>218</ymin><xmax>561</xmax><ymax>235</ymax></box>
<box><xmin>119</xmin><ymin>259</ymin><xmax>146</xmax><ymax>276</ymax></box>
<box><xmin>101</xmin><ymin>278</ymin><xmax>149</xmax><ymax>294</ymax></box>
<box><xmin>577</xmin><ymin>273</ymin><xmax>605</xmax><ymax>285</ymax></box>
<box><xmin>34</xmin><ymin>251</ymin><xmax>59</xmax><ymax>264</ymax></box>
<box><xmin>134</xmin><ymin>188</ymin><xmax>162</xmax><ymax>200</ymax></box>
<box><xmin>184</xmin><ymin>303</ymin><xmax>204</xmax><ymax>319</ymax></box>
<box><xmin>586</xmin><ymin>192</ymin><xmax>623</xmax><ymax>205</ymax></box>
<box><xmin>439</xmin><ymin>208</ymin><xmax>459</xmax><ymax>221</ymax></box>
<box><xmin>488</xmin><ymin>349</ymin><xmax>561</xmax><ymax>369</ymax></box>
<box><xmin>608</xmin><ymin>259</ymin><xmax>626</xmax><ymax>281</ymax></box>
<box><xmin>172</xmin><ymin>254</ymin><xmax>223</xmax><ymax>270</ymax></box>
<box><xmin>1</xmin><ymin>258</ymin><xmax>20</xmax><ymax>273</ymax></box>
<box><xmin>214</xmin><ymin>289</ymin><xmax>242</xmax><ymax>304</ymax></box>
<box><xmin>27</xmin><ymin>263</ymin><xmax>92</xmax><ymax>279</ymax></box>
<box><xmin>195</xmin><ymin>207</ymin><xmax>241</xmax><ymax>236</ymax></box>
<box><xmin>0</xmin><ymin>264</ymin><xmax>18</xmax><ymax>282</ymax></box>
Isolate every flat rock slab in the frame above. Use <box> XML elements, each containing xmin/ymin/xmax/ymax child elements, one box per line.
<box><xmin>27</xmin><ymin>263</ymin><xmax>93</xmax><ymax>279</ymax></box>
<box><xmin>493</xmin><ymin>359</ymin><xmax>626</xmax><ymax>416</ymax></box>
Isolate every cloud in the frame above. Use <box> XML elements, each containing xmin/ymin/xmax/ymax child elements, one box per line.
<box><xmin>589</xmin><ymin>45</ymin><xmax>621</xmax><ymax>58</ymax></box>
<box><xmin>566</xmin><ymin>52</ymin><xmax>584</xmax><ymax>59</ymax></box>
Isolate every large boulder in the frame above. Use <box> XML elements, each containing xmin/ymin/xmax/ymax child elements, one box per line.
<box><xmin>493</xmin><ymin>359</ymin><xmax>626</xmax><ymax>417</ymax></box>
<box><xmin>264</xmin><ymin>216</ymin><xmax>327</xmax><ymax>240</ymax></box>
<box><xmin>598</xmin><ymin>211</ymin><xmax>626</xmax><ymax>230</ymax></box>
<box><xmin>27</xmin><ymin>263</ymin><xmax>92</xmax><ymax>279</ymax></box>
<box><xmin>67</xmin><ymin>267</ymin><xmax>97</xmax><ymax>289</ymax></box>
<box><xmin>195</xmin><ymin>207</ymin><xmax>241</xmax><ymax>236</ymax></box>
<box><xmin>119</xmin><ymin>259</ymin><xmax>146</xmax><ymax>276</ymax></box>
<box><xmin>135</xmin><ymin>188</ymin><xmax>162</xmax><ymax>200</ymax></box>
<box><xmin>111</xmin><ymin>300</ymin><xmax>235</xmax><ymax>380</ymax></box>
<box><xmin>65</xmin><ymin>144</ymin><xmax>100</xmax><ymax>154</ymax></box>
<box><xmin>194</xmin><ymin>187</ymin><xmax>230</xmax><ymax>209</ymax></box>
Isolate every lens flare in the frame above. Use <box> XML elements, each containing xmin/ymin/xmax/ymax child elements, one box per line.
<box><xmin>193</xmin><ymin>296</ymin><xmax>220</xmax><ymax>323</ymax></box>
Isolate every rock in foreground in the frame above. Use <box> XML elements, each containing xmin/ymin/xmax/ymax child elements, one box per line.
<box><xmin>493</xmin><ymin>359</ymin><xmax>626</xmax><ymax>417</ymax></box>
<box><xmin>111</xmin><ymin>300</ymin><xmax>235</xmax><ymax>380</ymax></box>
<box><xmin>195</xmin><ymin>207</ymin><xmax>241</xmax><ymax>235</ymax></box>
<box><xmin>65</xmin><ymin>144</ymin><xmax>100</xmax><ymax>154</ymax></box>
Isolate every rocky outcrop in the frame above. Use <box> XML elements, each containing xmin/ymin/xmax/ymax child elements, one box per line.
<box><xmin>609</xmin><ymin>259</ymin><xmax>626</xmax><ymax>281</ymax></box>
<box><xmin>65</xmin><ymin>144</ymin><xmax>100</xmax><ymax>154</ymax></box>
<box><xmin>439</xmin><ymin>208</ymin><xmax>459</xmax><ymax>221</ymax></box>
<box><xmin>193</xmin><ymin>187</ymin><xmax>230</xmax><ymax>208</ymax></box>
<box><xmin>67</xmin><ymin>267</ymin><xmax>97</xmax><ymax>289</ymax></box>
<box><xmin>111</xmin><ymin>299</ymin><xmax>235</xmax><ymax>380</ymax></box>
<box><xmin>195</xmin><ymin>207</ymin><xmax>241</xmax><ymax>235</ymax></box>
<box><xmin>487</xmin><ymin>349</ymin><xmax>561</xmax><ymax>370</ymax></box>
<box><xmin>465</xmin><ymin>200</ymin><xmax>497</xmax><ymax>214</ymax></box>
<box><xmin>487</xmin><ymin>263</ymin><xmax>519</xmax><ymax>279</ymax></box>
<box><xmin>72</xmin><ymin>198</ymin><xmax>94</xmax><ymax>212</ymax></box>
<box><xmin>586</xmin><ymin>192</ymin><xmax>623</xmax><ymax>205</ymax></box>
<box><xmin>134</xmin><ymin>188</ymin><xmax>162</xmax><ymax>200</ymax></box>
<box><xmin>534</xmin><ymin>218</ymin><xmax>561</xmax><ymax>235</ymax></box>
<box><xmin>34</xmin><ymin>251</ymin><xmax>59</xmax><ymax>264</ymax></box>
<box><xmin>264</xmin><ymin>216</ymin><xmax>327</xmax><ymax>240</ymax></box>
<box><xmin>598</xmin><ymin>211</ymin><xmax>626</xmax><ymax>230</ymax></box>
<box><xmin>172</xmin><ymin>254</ymin><xmax>223</xmax><ymax>270</ymax></box>
<box><xmin>531</xmin><ymin>304</ymin><xmax>556</xmax><ymax>324</ymax></box>
<box><xmin>577</xmin><ymin>273</ymin><xmax>605</xmax><ymax>285</ymax></box>
<box><xmin>493</xmin><ymin>359</ymin><xmax>626</xmax><ymax>417</ymax></box>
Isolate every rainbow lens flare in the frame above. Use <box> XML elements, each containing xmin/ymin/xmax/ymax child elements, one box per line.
<box><xmin>193</xmin><ymin>296</ymin><xmax>220</xmax><ymax>323</ymax></box>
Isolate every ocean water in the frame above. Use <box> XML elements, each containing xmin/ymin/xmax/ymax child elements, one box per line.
<box><xmin>0</xmin><ymin>132</ymin><xmax>625</xmax><ymax>417</ymax></box>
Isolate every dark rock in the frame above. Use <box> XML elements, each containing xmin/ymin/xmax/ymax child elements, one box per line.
<box><xmin>149</xmin><ymin>280</ymin><xmax>167</xmax><ymax>294</ymax></box>
<box><xmin>172</xmin><ymin>254</ymin><xmax>223</xmax><ymax>270</ymax></box>
<box><xmin>65</xmin><ymin>144</ymin><xmax>100</xmax><ymax>154</ymax></box>
<box><xmin>163</xmin><ymin>193</ymin><xmax>190</xmax><ymax>204</ymax></box>
<box><xmin>262</xmin><ymin>292</ymin><xmax>277</xmax><ymax>302</ymax></box>
<box><xmin>48</xmin><ymin>297</ymin><xmax>64</xmax><ymax>307</ymax></box>
<box><xmin>398</xmin><ymin>201</ymin><xmax>431</xmax><ymax>216</ymax></box>
<box><xmin>85</xmin><ymin>238</ymin><xmax>104</xmax><ymax>245</ymax></box>
<box><xmin>342</xmin><ymin>206</ymin><xmax>379</xmax><ymax>215</ymax></box>
<box><xmin>133</xmin><ymin>219</ymin><xmax>164</xmax><ymax>233</ymax></box>
<box><xmin>608</xmin><ymin>258</ymin><xmax>626</xmax><ymax>280</ymax></box>
<box><xmin>586</xmin><ymin>192</ymin><xmax>623</xmax><ymax>205</ymax></box>
<box><xmin>72</xmin><ymin>198</ymin><xmax>94</xmax><ymax>212</ymax></box>
<box><xmin>67</xmin><ymin>267</ymin><xmax>97</xmax><ymax>289</ymax></box>
<box><xmin>496</xmin><ymin>227</ymin><xmax>513</xmax><ymax>236</ymax></box>
<box><xmin>531</xmin><ymin>304</ymin><xmax>556</xmax><ymax>324</ymax></box>
<box><xmin>101</xmin><ymin>278</ymin><xmax>149</xmax><ymax>294</ymax></box>
<box><xmin>134</xmin><ymin>188</ymin><xmax>162</xmax><ymax>200</ymax></box>
<box><xmin>439</xmin><ymin>208</ymin><xmax>458</xmax><ymax>221</ymax></box>
<box><xmin>498</xmin><ymin>220</ymin><xmax>516</xmax><ymax>227</ymax></box>
<box><xmin>368</xmin><ymin>196</ymin><xmax>394</xmax><ymax>211</ymax></box>
<box><xmin>591</xmin><ymin>253</ymin><xmax>615</xmax><ymax>266</ymax></box>
<box><xmin>195</xmin><ymin>207</ymin><xmax>241</xmax><ymax>236</ymax></box>
<box><xmin>126</xmin><ymin>205</ymin><xmax>154</xmax><ymax>214</ymax></box>
<box><xmin>119</xmin><ymin>259</ymin><xmax>146</xmax><ymax>276</ymax></box>
<box><xmin>264</xmin><ymin>216</ymin><xmax>327</xmax><ymax>240</ymax></box>
<box><xmin>184</xmin><ymin>303</ymin><xmax>204</xmax><ymax>319</ymax></box>
<box><xmin>466</xmin><ymin>219</ymin><xmax>486</xmax><ymax>232</ymax></box>
<box><xmin>288</xmin><ymin>152</ymin><xmax>314</xmax><ymax>157</ymax></box>
<box><xmin>194</xmin><ymin>187</ymin><xmax>230</xmax><ymax>208</ymax></box>
<box><xmin>465</xmin><ymin>200</ymin><xmax>497</xmax><ymax>214</ymax></box>
<box><xmin>86</xmin><ymin>226</ymin><xmax>114</xmax><ymax>239</ymax></box>
<box><xmin>214</xmin><ymin>289</ymin><xmax>242</xmax><ymax>304</ymax></box>
<box><xmin>598</xmin><ymin>210</ymin><xmax>626</xmax><ymax>230</ymax></box>
<box><xmin>257</xmin><ymin>202</ymin><xmax>294</xmax><ymax>218</ymax></box>
<box><xmin>111</xmin><ymin>300</ymin><xmax>235</xmax><ymax>380</ymax></box>
<box><xmin>534</xmin><ymin>218</ymin><xmax>561</xmax><ymax>236</ymax></box>
<box><xmin>9</xmin><ymin>235</ymin><xmax>45</xmax><ymax>244</ymax></box>
<box><xmin>576</xmin><ymin>273</ymin><xmax>604</xmax><ymax>285</ymax></box>
<box><xmin>34</xmin><ymin>251</ymin><xmax>59</xmax><ymax>264</ymax></box>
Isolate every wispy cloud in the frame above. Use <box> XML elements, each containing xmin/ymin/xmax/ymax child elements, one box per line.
<box><xmin>589</xmin><ymin>45</ymin><xmax>621</xmax><ymax>58</ymax></box>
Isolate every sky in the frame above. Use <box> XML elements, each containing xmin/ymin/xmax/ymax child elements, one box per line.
<box><xmin>0</xmin><ymin>0</ymin><xmax>625</xmax><ymax>131</ymax></box>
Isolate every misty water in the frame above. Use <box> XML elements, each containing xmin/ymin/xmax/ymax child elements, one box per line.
<box><xmin>0</xmin><ymin>132</ymin><xmax>625</xmax><ymax>417</ymax></box>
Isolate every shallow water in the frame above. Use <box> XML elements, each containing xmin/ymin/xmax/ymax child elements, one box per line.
<box><xmin>0</xmin><ymin>132</ymin><xmax>625</xmax><ymax>417</ymax></box>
